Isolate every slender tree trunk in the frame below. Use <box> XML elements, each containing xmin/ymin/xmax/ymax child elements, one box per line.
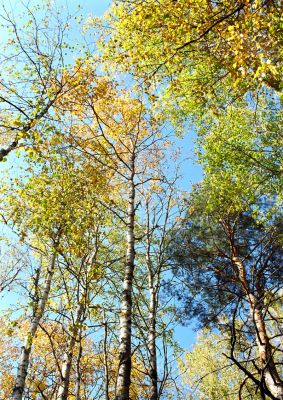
<box><xmin>232</xmin><ymin>255</ymin><xmax>283</xmax><ymax>400</ymax></box>
<box><xmin>75</xmin><ymin>330</ymin><xmax>83</xmax><ymax>400</ymax></box>
<box><xmin>145</xmin><ymin>213</ymin><xmax>158</xmax><ymax>400</ymax></box>
<box><xmin>12</xmin><ymin>254</ymin><xmax>56</xmax><ymax>400</ymax></box>
<box><xmin>103</xmin><ymin>311</ymin><xmax>110</xmax><ymax>400</ymax></box>
<box><xmin>148</xmin><ymin>272</ymin><xmax>158</xmax><ymax>400</ymax></box>
<box><xmin>115</xmin><ymin>156</ymin><xmax>135</xmax><ymax>400</ymax></box>
<box><xmin>250</xmin><ymin>297</ymin><xmax>283</xmax><ymax>400</ymax></box>
<box><xmin>57</xmin><ymin>302</ymin><xmax>84</xmax><ymax>400</ymax></box>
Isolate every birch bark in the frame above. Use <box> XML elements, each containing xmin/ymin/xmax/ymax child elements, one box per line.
<box><xmin>12</xmin><ymin>253</ymin><xmax>56</xmax><ymax>400</ymax></box>
<box><xmin>74</xmin><ymin>338</ymin><xmax>82</xmax><ymax>400</ymax></box>
<box><xmin>145</xmin><ymin>215</ymin><xmax>158</xmax><ymax>400</ymax></box>
<box><xmin>57</xmin><ymin>302</ymin><xmax>84</xmax><ymax>400</ymax></box>
<box><xmin>115</xmin><ymin>154</ymin><xmax>135</xmax><ymax>400</ymax></box>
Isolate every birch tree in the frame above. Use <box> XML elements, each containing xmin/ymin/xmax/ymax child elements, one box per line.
<box><xmin>0</xmin><ymin>146</ymin><xmax>112</xmax><ymax>399</ymax></box>
<box><xmin>12</xmin><ymin>250</ymin><xmax>59</xmax><ymax>400</ymax></box>
<box><xmin>54</xmin><ymin>66</ymin><xmax>168</xmax><ymax>398</ymax></box>
<box><xmin>105</xmin><ymin>0</ymin><xmax>283</xmax><ymax>110</ymax></box>
<box><xmin>55</xmin><ymin>221</ymin><xmax>115</xmax><ymax>400</ymax></box>
<box><xmin>135</xmin><ymin>178</ymin><xmax>182</xmax><ymax>400</ymax></box>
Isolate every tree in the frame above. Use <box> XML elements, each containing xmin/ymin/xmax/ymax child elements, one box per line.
<box><xmin>132</xmin><ymin>175</ymin><xmax>183</xmax><ymax>400</ymax></box>
<box><xmin>85</xmin><ymin>96</ymin><xmax>165</xmax><ymax>400</ymax></box>
<box><xmin>0</xmin><ymin>146</ymin><xmax>112</xmax><ymax>399</ymax></box>
<box><xmin>170</xmin><ymin>191</ymin><xmax>283</xmax><ymax>399</ymax></box>
<box><xmin>53</xmin><ymin>66</ymin><xmax>168</xmax><ymax>399</ymax></box>
<box><xmin>55</xmin><ymin>217</ymin><xmax>116</xmax><ymax>400</ymax></box>
<box><xmin>103</xmin><ymin>0</ymin><xmax>283</xmax><ymax>211</ymax></box>
<box><xmin>196</xmin><ymin>95</ymin><xmax>283</xmax><ymax>211</ymax></box>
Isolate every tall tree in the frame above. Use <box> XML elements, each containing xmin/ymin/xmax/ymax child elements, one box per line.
<box><xmin>1</xmin><ymin>147</ymin><xmax>111</xmax><ymax>399</ymax></box>
<box><xmin>134</xmin><ymin>176</ymin><xmax>182</xmax><ymax>400</ymax></box>
<box><xmin>196</xmin><ymin>95</ymin><xmax>283</xmax><ymax>209</ymax></box>
<box><xmin>170</xmin><ymin>192</ymin><xmax>283</xmax><ymax>399</ymax></box>
<box><xmin>12</xmin><ymin>249</ymin><xmax>59</xmax><ymax>400</ymax></box>
<box><xmin>54</xmin><ymin>68</ymin><xmax>167</xmax><ymax>399</ymax></box>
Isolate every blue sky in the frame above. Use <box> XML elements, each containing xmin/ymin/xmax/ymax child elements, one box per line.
<box><xmin>0</xmin><ymin>0</ymin><xmax>111</xmax><ymax>15</ymax></box>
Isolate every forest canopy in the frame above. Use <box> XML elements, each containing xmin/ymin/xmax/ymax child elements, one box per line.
<box><xmin>0</xmin><ymin>1</ymin><xmax>282</xmax><ymax>400</ymax></box>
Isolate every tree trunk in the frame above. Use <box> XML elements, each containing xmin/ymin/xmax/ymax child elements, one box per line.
<box><xmin>148</xmin><ymin>273</ymin><xmax>158</xmax><ymax>400</ymax></box>
<box><xmin>232</xmin><ymin>255</ymin><xmax>283</xmax><ymax>399</ymax></box>
<box><xmin>103</xmin><ymin>311</ymin><xmax>110</xmax><ymax>400</ymax></box>
<box><xmin>75</xmin><ymin>330</ymin><xmax>83</xmax><ymax>400</ymax></box>
<box><xmin>115</xmin><ymin>156</ymin><xmax>135</xmax><ymax>400</ymax></box>
<box><xmin>57</xmin><ymin>302</ymin><xmax>84</xmax><ymax>400</ymax></box>
<box><xmin>249</xmin><ymin>295</ymin><xmax>283</xmax><ymax>400</ymax></box>
<box><xmin>12</xmin><ymin>254</ymin><xmax>56</xmax><ymax>400</ymax></box>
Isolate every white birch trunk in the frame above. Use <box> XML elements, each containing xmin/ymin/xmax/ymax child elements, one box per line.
<box><xmin>12</xmin><ymin>254</ymin><xmax>56</xmax><ymax>400</ymax></box>
<box><xmin>145</xmin><ymin>217</ymin><xmax>158</xmax><ymax>400</ymax></box>
<box><xmin>115</xmin><ymin>156</ymin><xmax>135</xmax><ymax>400</ymax></box>
<box><xmin>57</xmin><ymin>302</ymin><xmax>84</xmax><ymax>400</ymax></box>
<box><xmin>74</xmin><ymin>338</ymin><xmax>82</xmax><ymax>400</ymax></box>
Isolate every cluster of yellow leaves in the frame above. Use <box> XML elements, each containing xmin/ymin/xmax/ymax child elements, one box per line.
<box><xmin>55</xmin><ymin>58</ymin><xmax>116</xmax><ymax>119</ymax></box>
<box><xmin>52</xmin><ymin>57</ymin><xmax>165</xmax><ymax>188</ymax></box>
<box><xmin>0</xmin><ymin>318</ymin><xmax>150</xmax><ymax>400</ymax></box>
<box><xmin>57</xmin><ymin>61</ymin><xmax>159</xmax><ymax>135</ymax></box>
<box><xmin>0</xmin><ymin>321</ymin><xmax>17</xmax><ymax>399</ymax></box>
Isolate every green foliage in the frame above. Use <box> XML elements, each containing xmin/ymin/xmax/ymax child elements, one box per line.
<box><xmin>180</xmin><ymin>329</ymin><xmax>262</xmax><ymax>400</ymax></box>
<box><xmin>196</xmin><ymin>95</ymin><xmax>283</xmax><ymax>215</ymax></box>
<box><xmin>1</xmin><ymin>153</ymin><xmax>110</xmax><ymax>252</ymax></box>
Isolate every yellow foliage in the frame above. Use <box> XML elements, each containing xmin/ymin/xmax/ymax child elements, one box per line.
<box><xmin>102</xmin><ymin>0</ymin><xmax>283</xmax><ymax>109</ymax></box>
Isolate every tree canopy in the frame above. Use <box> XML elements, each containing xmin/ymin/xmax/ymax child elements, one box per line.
<box><xmin>0</xmin><ymin>1</ymin><xmax>282</xmax><ymax>400</ymax></box>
